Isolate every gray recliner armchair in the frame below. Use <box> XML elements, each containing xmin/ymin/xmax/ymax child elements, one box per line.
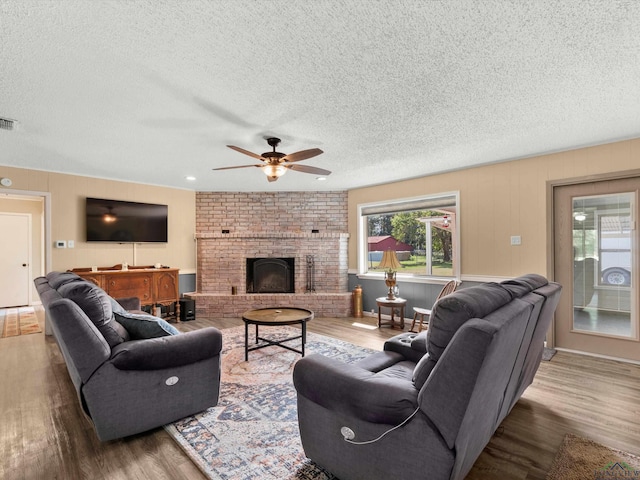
<box><xmin>35</xmin><ymin>271</ymin><xmax>222</xmax><ymax>441</ymax></box>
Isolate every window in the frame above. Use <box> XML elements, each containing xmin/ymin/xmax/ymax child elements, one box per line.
<box><xmin>573</xmin><ymin>193</ymin><xmax>633</xmax><ymax>288</ymax></box>
<box><xmin>358</xmin><ymin>192</ymin><xmax>460</xmax><ymax>280</ymax></box>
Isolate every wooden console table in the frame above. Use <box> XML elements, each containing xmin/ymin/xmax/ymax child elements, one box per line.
<box><xmin>71</xmin><ymin>266</ymin><xmax>180</xmax><ymax>321</ymax></box>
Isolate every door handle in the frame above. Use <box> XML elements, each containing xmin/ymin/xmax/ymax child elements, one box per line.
<box><xmin>22</xmin><ymin>263</ymin><xmax>28</xmax><ymax>267</ymax></box>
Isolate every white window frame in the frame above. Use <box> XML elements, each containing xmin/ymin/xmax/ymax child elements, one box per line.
<box><xmin>357</xmin><ymin>191</ymin><xmax>461</xmax><ymax>283</ymax></box>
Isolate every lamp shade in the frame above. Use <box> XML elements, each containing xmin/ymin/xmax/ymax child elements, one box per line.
<box><xmin>262</xmin><ymin>164</ymin><xmax>287</xmax><ymax>178</ymax></box>
<box><xmin>378</xmin><ymin>249</ymin><xmax>402</xmax><ymax>271</ymax></box>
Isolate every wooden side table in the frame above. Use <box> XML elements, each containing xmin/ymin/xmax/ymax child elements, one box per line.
<box><xmin>376</xmin><ymin>297</ymin><xmax>407</xmax><ymax>329</ymax></box>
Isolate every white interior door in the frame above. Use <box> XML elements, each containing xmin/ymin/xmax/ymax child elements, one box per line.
<box><xmin>0</xmin><ymin>213</ymin><xmax>31</xmax><ymax>307</ymax></box>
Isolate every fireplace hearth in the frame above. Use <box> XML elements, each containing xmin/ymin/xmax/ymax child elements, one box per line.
<box><xmin>246</xmin><ymin>257</ymin><xmax>295</xmax><ymax>293</ymax></box>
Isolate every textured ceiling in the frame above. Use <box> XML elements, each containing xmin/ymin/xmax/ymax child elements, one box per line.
<box><xmin>1</xmin><ymin>0</ymin><xmax>640</xmax><ymax>192</ymax></box>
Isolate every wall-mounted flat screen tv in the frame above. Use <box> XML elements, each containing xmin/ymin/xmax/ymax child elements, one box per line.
<box><xmin>86</xmin><ymin>197</ymin><xmax>168</xmax><ymax>243</ymax></box>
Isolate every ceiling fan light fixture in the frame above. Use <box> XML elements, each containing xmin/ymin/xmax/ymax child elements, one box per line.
<box><xmin>262</xmin><ymin>164</ymin><xmax>287</xmax><ymax>178</ymax></box>
<box><xmin>219</xmin><ymin>137</ymin><xmax>329</xmax><ymax>182</ymax></box>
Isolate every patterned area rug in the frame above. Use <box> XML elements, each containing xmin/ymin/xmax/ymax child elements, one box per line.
<box><xmin>0</xmin><ymin>307</ymin><xmax>42</xmax><ymax>338</ymax></box>
<box><xmin>546</xmin><ymin>433</ymin><xmax>640</xmax><ymax>480</ymax></box>
<box><xmin>165</xmin><ymin>325</ymin><xmax>375</xmax><ymax>479</ymax></box>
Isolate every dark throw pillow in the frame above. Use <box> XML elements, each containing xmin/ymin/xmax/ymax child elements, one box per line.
<box><xmin>114</xmin><ymin>311</ymin><xmax>179</xmax><ymax>340</ymax></box>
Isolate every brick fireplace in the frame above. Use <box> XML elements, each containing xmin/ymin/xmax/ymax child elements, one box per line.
<box><xmin>187</xmin><ymin>192</ymin><xmax>352</xmax><ymax>318</ymax></box>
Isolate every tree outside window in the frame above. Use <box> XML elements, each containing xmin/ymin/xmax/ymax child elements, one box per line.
<box><xmin>359</xmin><ymin>193</ymin><xmax>458</xmax><ymax>279</ymax></box>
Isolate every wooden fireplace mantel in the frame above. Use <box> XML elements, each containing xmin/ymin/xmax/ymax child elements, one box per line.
<box><xmin>195</xmin><ymin>232</ymin><xmax>348</xmax><ymax>240</ymax></box>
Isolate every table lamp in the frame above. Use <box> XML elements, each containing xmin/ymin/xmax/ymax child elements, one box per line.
<box><xmin>378</xmin><ymin>249</ymin><xmax>402</xmax><ymax>300</ymax></box>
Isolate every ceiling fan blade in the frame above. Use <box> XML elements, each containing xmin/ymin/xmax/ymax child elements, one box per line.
<box><xmin>227</xmin><ymin>145</ymin><xmax>265</xmax><ymax>161</ymax></box>
<box><xmin>281</xmin><ymin>148</ymin><xmax>323</xmax><ymax>163</ymax></box>
<box><xmin>284</xmin><ymin>164</ymin><xmax>332</xmax><ymax>176</ymax></box>
<box><xmin>194</xmin><ymin>96</ymin><xmax>257</xmax><ymax>128</ymax></box>
<box><xmin>213</xmin><ymin>164</ymin><xmax>262</xmax><ymax>171</ymax></box>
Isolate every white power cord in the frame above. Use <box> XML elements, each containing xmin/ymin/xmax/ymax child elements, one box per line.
<box><xmin>340</xmin><ymin>407</ymin><xmax>420</xmax><ymax>445</ymax></box>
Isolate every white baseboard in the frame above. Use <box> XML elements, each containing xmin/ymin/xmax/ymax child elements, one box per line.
<box><xmin>555</xmin><ymin>347</ymin><xmax>640</xmax><ymax>366</ymax></box>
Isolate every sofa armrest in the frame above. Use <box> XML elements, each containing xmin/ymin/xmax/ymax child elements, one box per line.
<box><xmin>116</xmin><ymin>296</ymin><xmax>141</xmax><ymax>311</ymax></box>
<box><xmin>110</xmin><ymin>327</ymin><xmax>222</xmax><ymax>370</ymax></box>
<box><xmin>293</xmin><ymin>353</ymin><xmax>418</xmax><ymax>425</ymax></box>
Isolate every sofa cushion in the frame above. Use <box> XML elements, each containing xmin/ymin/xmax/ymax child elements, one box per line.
<box><xmin>47</xmin><ymin>271</ymin><xmax>83</xmax><ymax>289</ymax></box>
<box><xmin>57</xmin><ymin>281</ymin><xmax>127</xmax><ymax>348</ymax></box>
<box><xmin>353</xmin><ymin>351</ymin><xmax>407</xmax><ymax>373</ymax></box>
<box><xmin>500</xmin><ymin>273</ymin><xmax>548</xmax><ymax>298</ymax></box>
<box><xmin>110</xmin><ymin>320</ymin><xmax>130</xmax><ymax>343</ymax></box>
<box><xmin>114</xmin><ymin>311</ymin><xmax>179</xmax><ymax>340</ymax></box>
<box><xmin>412</xmin><ymin>283</ymin><xmax>513</xmax><ymax>387</ymax></box>
<box><xmin>372</xmin><ymin>360</ymin><xmax>415</xmax><ymax>382</ymax></box>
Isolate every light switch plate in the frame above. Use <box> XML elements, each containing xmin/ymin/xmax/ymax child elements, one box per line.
<box><xmin>510</xmin><ymin>235</ymin><xmax>522</xmax><ymax>246</ymax></box>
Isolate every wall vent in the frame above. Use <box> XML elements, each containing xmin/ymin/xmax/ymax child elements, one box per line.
<box><xmin>0</xmin><ymin>117</ymin><xmax>17</xmax><ymax>131</ymax></box>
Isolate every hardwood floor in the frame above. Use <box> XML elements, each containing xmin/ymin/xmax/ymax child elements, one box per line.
<box><xmin>1</xmin><ymin>308</ymin><xmax>639</xmax><ymax>480</ymax></box>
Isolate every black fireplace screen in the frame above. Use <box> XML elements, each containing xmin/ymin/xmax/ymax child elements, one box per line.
<box><xmin>246</xmin><ymin>258</ymin><xmax>295</xmax><ymax>293</ymax></box>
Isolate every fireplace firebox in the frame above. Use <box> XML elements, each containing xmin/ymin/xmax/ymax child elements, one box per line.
<box><xmin>246</xmin><ymin>257</ymin><xmax>295</xmax><ymax>293</ymax></box>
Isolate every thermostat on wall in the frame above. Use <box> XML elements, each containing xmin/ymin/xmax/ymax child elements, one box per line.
<box><xmin>55</xmin><ymin>240</ymin><xmax>67</xmax><ymax>248</ymax></box>
<box><xmin>0</xmin><ymin>177</ymin><xmax>12</xmax><ymax>187</ymax></box>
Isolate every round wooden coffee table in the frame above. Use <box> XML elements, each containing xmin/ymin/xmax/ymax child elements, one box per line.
<box><xmin>242</xmin><ymin>308</ymin><xmax>314</xmax><ymax>361</ymax></box>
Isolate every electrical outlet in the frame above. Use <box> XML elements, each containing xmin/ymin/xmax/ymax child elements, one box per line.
<box><xmin>510</xmin><ymin>235</ymin><xmax>522</xmax><ymax>246</ymax></box>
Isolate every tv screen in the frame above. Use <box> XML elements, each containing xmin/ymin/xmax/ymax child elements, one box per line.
<box><xmin>86</xmin><ymin>197</ymin><xmax>168</xmax><ymax>243</ymax></box>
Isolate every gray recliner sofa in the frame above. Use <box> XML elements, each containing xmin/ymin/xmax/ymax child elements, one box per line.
<box><xmin>293</xmin><ymin>274</ymin><xmax>561</xmax><ymax>480</ymax></box>
<box><xmin>35</xmin><ymin>271</ymin><xmax>222</xmax><ymax>441</ymax></box>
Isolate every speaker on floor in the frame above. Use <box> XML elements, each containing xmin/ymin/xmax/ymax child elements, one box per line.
<box><xmin>179</xmin><ymin>298</ymin><xmax>195</xmax><ymax>321</ymax></box>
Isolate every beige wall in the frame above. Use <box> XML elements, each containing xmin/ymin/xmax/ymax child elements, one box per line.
<box><xmin>2</xmin><ymin>137</ymin><xmax>639</xmax><ymax>283</ymax></box>
<box><xmin>348</xmin><ymin>138</ymin><xmax>640</xmax><ymax>278</ymax></box>
<box><xmin>0</xmin><ymin>166</ymin><xmax>196</xmax><ymax>274</ymax></box>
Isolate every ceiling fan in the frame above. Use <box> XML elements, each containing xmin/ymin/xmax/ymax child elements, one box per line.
<box><xmin>214</xmin><ymin>137</ymin><xmax>331</xmax><ymax>182</ymax></box>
